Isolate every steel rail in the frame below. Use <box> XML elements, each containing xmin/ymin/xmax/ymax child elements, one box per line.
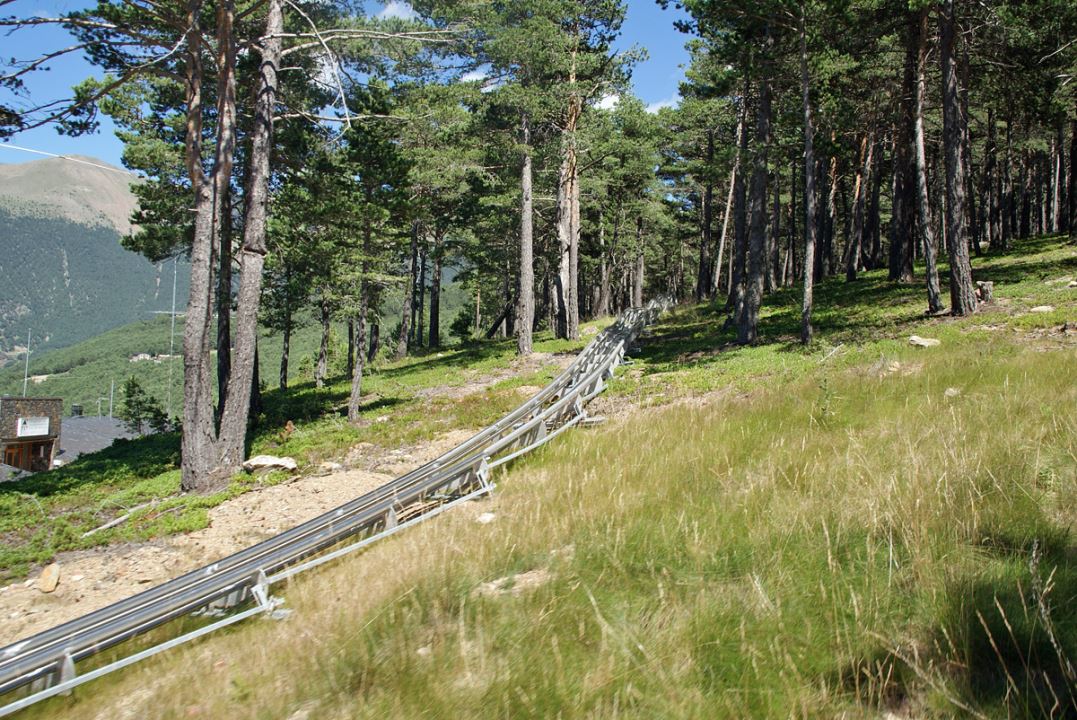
<box><xmin>0</xmin><ymin>300</ymin><xmax>667</xmax><ymax>716</ymax></box>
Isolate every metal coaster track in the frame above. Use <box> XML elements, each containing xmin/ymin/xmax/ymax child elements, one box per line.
<box><xmin>0</xmin><ymin>300</ymin><xmax>667</xmax><ymax>716</ymax></box>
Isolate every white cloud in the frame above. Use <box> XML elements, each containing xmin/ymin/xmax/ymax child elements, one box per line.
<box><xmin>595</xmin><ymin>93</ymin><xmax>619</xmax><ymax>111</ymax></box>
<box><xmin>377</xmin><ymin>1</ymin><xmax>416</xmax><ymax>20</ymax></box>
<box><xmin>460</xmin><ymin>69</ymin><xmax>488</xmax><ymax>83</ymax></box>
<box><xmin>645</xmin><ymin>96</ymin><xmax>680</xmax><ymax>114</ymax></box>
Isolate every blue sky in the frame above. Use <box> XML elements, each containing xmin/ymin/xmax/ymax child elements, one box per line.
<box><xmin>0</xmin><ymin>0</ymin><xmax>691</xmax><ymax>167</ymax></box>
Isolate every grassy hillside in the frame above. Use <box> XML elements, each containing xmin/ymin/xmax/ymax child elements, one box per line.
<box><xmin>11</xmin><ymin>235</ymin><xmax>1077</xmax><ymax>719</ymax></box>
<box><xmin>0</xmin><ymin>270</ymin><xmax>473</xmax><ymax>415</ymax></box>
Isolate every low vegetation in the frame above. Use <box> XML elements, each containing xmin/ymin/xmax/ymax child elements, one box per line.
<box><xmin>0</xmin><ymin>327</ymin><xmax>586</xmax><ymax>583</ymax></box>
<box><xmin>10</xmin><ymin>235</ymin><xmax>1073</xmax><ymax>718</ymax></box>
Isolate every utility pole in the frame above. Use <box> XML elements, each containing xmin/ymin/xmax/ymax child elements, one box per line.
<box><xmin>109</xmin><ymin>380</ymin><xmax>114</xmax><ymax>419</ymax></box>
<box><xmin>21</xmin><ymin>327</ymin><xmax>31</xmax><ymax>396</ymax></box>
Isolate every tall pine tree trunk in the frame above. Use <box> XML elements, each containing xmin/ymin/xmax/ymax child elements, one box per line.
<box><xmin>939</xmin><ymin>0</ymin><xmax>977</xmax><ymax>315</ymax></box>
<box><xmin>182</xmin><ymin>0</ymin><xmax>281</xmax><ymax>486</ymax></box>
<box><xmin>633</xmin><ymin>216</ymin><xmax>644</xmax><ymax>307</ymax></box>
<box><xmin>800</xmin><ymin>2</ymin><xmax>818</xmax><ymax>343</ymax></box>
<box><xmin>181</xmin><ymin>0</ymin><xmax>237</xmax><ymax>491</ymax></box>
<box><xmin>395</xmin><ymin>220</ymin><xmax>419</xmax><ymax>359</ymax></box>
<box><xmin>517</xmin><ymin>116</ymin><xmax>535</xmax><ymax>354</ymax></box>
<box><xmin>315</xmin><ymin>294</ymin><xmax>330</xmax><ymax>388</ymax></box>
<box><xmin>730</xmin><ymin>71</ymin><xmax>751</xmax><ymax>313</ymax></box>
<box><xmin>279</xmin><ymin>308</ymin><xmax>291</xmax><ymax>391</ymax></box>
<box><xmin>892</xmin><ymin>18</ymin><xmax>917</xmax><ymax>283</ymax></box>
<box><xmin>738</xmin><ymin>34</ymin><xmax>772</xmax><ymax>345</ymax></box>
<box><xmin>216</xmin><ymin>189</ymin><xmax>232</xmax><ymax>421</ymax></box>
<box><xmin>985</xmin><ymin>109</ymin><xmax>1002</xmax><ymax>250</ymax></box>
<box><xmin>1070</xmin><ymin>111</ymin><xmax>1077</xmax><ymax>242</ymax></box>
<box><xmin>429</xmin><ymin>234</ymin><xmax>442</xmax><ymax>348</ymax></box>
<box><xmin>915</xmin><ymin>7</ymin><xmax>944</xmax><ymax>313</ymax></box>
<box><xmin>416</xmin><ymin>245</ymin><xmax>427</xmax><ymax>347</ymax></box>
<box><xmin>845</xmin><ymin>134</ymin><xmax>872</xmax><ymax>281</ymax></box>
<box><xmin>696</xmin><ymin>130</ymin><xmax>714</xmax><ymax>301</ymax></box>
<box><xmin>597</xmin><ymin>210</ymin><xmax>611</xmax><ymax>317</ymax></box>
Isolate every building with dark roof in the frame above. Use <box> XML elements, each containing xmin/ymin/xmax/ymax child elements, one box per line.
<box><xmin>0</xmin><ymin>396</ymin><xmax>63</xmax><ymax>472</ymax></box>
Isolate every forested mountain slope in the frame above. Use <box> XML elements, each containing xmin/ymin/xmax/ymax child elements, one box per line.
<box><xmin>0</xmin><ymin>157</ymin><xmax>191</xmax><ymax>360</ymax></box>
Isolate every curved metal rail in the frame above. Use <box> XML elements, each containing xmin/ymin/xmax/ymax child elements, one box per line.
<box><xmin>0</xmin><ymin>300</ymin><xmax>668</xmax><ymax>716</ymax></box>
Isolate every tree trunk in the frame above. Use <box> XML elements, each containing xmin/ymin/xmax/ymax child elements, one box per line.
<box><xmin>1070</xmin><ymin>111</ymin><xmax>1077</xmax><ymax>242</ymax></box>
<box><xmin>429</xmin><ymin>234</ymin><xmax>442</xmax><ymax>348</ymax></box>
<box><xmin>347</xmin><ymin>218</ymin><xmax>372</xmax><ymax>422</ymax></box>
<box><xmin>1003</xmin><ymin>118</ymin><xmax>1015</xmax><ymax>247</ymax></box>
<box><xmin>825</xmin><ymin>152</ymin><xmax>839</xmax><ymax>278</ymax></box>
<box><xmin>395</xmin><ymin>220</ymin><xmax>419</xmax><ymax>360</ymax></box>
<box><xmin>597</xmin><ymin>210</ymin><xmax>611</xmax><ymax>317</ymax></box>
<box><xmin>915</xmin><ymin>7</ymin><xmax>944</xmax><ymax>314</ymax></box>
<box><xmin>347</xmin><ymin>319</ymin><xmax>355</xmax><ymax>379</ymax></box>
<box><xmin>800</xmin><ymin>2</ymin><xmax>818</xmax><ymax>343</ymax></box>
<box><xmin>713</xmin><ymin>159</ymin><xmax>737</xmax><ymax>296</ymax></box>
<box><xmin>181</xmin><ymin>0</ymin><xmax>237</xmax><ymax>492</ymax></box>
<box><xmin>315</xmin><ymin>295</ymin><xmax>330</xmax><ymax>388</ymax></box>
<box><xmin>416</xmin><ymin>244</ymin><xmax>427</xmax><ymax>348</ymax></box>
<box><xmin>730</xmin><ymin>70</ymin><xmax>751</xmax><ymax>313</ymax></box>
<box><xmin>368</xmin><ymin>321</ymin><xmax>380</xmax><ymax>363</ymax></box>
<box><xmin>891</xmin><ymin>20</ymin><xmax>917</xmax><ymax>284</ymax></box>
<box><xmin>697</xmin><ymin>130</ymin><xmax>714</xmax><ymax>302</ymax></box>
<box><xmin>738</xmin><ymin>35</ymin><xmax>772</xmax><ymax>345</ymax></box>
<box><xmin>767</xmin><ymin>169</ymin><xmax>780</xmax><ymax>292</ymax></box>
<box><xmin>845</xmin><ymin>134</ymin><xmax>872</xmax><ymax>282</ymax></box>
<box><xmin>985</xmin><ymin>109</ymin><xmax>1001</xmax><ymax>250</ymax></box>
<box><xmin>633</xmin><ymin>216</ymin><xmax>644</xmax><ymax>306</ymax></box>
<box><xmin>866</xmin><ymin>149</ymin><xmax>883</xmax><ymax>269</ymax></box>
<box><xmin>279</xmin><ymin>310</ymin><xmax>290</xmax><ymax>391</ymax></box>
<box><xmin>216</xmin><ymin>188</ymin><xmax>232</xmax><ymax>422</ymax></box>
<box><xmin>939</xmin><ymin>0</ymin><xmax>977</xmax><ymax>315</ymax></box>
<box><xmin>517</xmin><ymin>116</ymin><xmax>535</xmax><ymax>354</ymax></box>
<box><xmin>569</xmin><ymin>155</ymin><xmax>580</xmax><ymax>339</ymax></box>
<box><xmin>249</xmin><ymin>341</ymin><xmax>261</xmax><ymax>416</ymax></box>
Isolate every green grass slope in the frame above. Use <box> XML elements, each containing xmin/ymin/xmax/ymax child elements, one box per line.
<box><xmin>14</xmin><ymin>236</ymin><xmax>1077</xmax><ymax>719</ymax></box>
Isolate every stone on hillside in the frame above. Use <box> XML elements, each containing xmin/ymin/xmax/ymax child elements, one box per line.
<box><xmin>318</xmin><ymin>461</ymin><xmax>343</xmax><ymax>473</ymax></box>
<box><xmin>242</xmin><ymin>455</ymin><xmax>298</xmax><ymax>472</ymax></box>
<box><xmin>909</xmin><ymin>335</ymin><xmax>941</xmax><ymax>348</ymax></box>
<box><xmin>476</xmin><ymin>512</ymin><xmax>496</xmax><ymax>525</ymax></box>
<box><xmin>1030</xmin><ymin>305</ymin><xmax>1055</xmax><ymax>313</ymax></box>
<box><xmin>944</xmin><ymin>387</ymin><xmax>961</xmax><ymax>398</ymax></box>
<box><xmin>1068</xmin><ymin>280</ymin><xmax>1077</xmax><ymax>288</ymax></box>
<box><xmin>37</xmin><ymin>563</ymin><xmax>60</xmax><ymax>593</ymax></box>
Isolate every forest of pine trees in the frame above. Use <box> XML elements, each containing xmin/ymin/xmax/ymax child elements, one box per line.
<box><xmin>2</xmin><ymin>0</ymin><xmax>1074</xmax><ymax>489</ymax></box>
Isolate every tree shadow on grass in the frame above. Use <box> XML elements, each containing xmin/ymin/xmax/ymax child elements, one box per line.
<box><xmin>939</xmin><ymin>534</ymin><xmax>1077</xmax><ymax>718</ymax></box>
<box><xmin>0</xmin><ymin>431</ymin><xmax>181</xmax><ymax>500</ymax></box>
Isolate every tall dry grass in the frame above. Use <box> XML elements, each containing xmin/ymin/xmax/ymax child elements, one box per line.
<box><xmin>30</xmin><ymin>333</ymin><xmax>1077</xmax><ymax>720</ymax></box>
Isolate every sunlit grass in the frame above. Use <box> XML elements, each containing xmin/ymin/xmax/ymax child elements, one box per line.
<box><xmin>17</xmin><ymin>235</ymin><xmax>1076</xmax><ymax>719</ymax></box>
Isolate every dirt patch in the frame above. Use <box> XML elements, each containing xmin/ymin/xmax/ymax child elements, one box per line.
<box><xmin>0</xmin><ymin>428</ymin><xmax>479</xmax><ymax>646</ymax></box>
<box><xmin>417</xmin><ymin>352</ymin><xmax>573</xmax><ymax>401</ymax></box>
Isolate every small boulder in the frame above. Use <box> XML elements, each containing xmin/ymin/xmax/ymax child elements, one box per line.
<box><xmin>1068</xmin><ymin>280</ymin><xmax>1077</xmax><ymax>288</ymax></box>
<box><xmin>909</xmin><ymin>335</ymin><xmax>941</xmax><ymax>348</ymax></box>
<box><xmin>1030</xmin><ymin>305</ymin><xmax>1055</xmax><ymax>313</ymax></box>
<box><xmin>243</xmin><ymin>455</ymin><xmax>298</xmax><ymax>472</ymax></box>
<box><xmin>37</xmin><ymin>563</ymin><xmax>60</xmax><ymax>593</ymax></box>
<box><xmin>318</xmin><ymin>461</ymin><xmax>343</xmax><ymax>473</ymax></box>
<box><xmin>944</xmin><ymin>387</ymin><xmax>961</xmax><ymax>398</ymax></box>
<box><xmin>476</xmin><ymin>512</ymin><xmax>496</xmax><ymax>525</ymax></box>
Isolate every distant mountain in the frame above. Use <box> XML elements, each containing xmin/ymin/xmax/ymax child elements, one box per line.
<box><xmin>0</xmin><ymin>155</ymin><xmax>138</xmax><ymax>233</ymax></box>
<box><xmin>0</xmin><ymin>156</ymin><xmax>189</xmax><ymax>364</ymax></box>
